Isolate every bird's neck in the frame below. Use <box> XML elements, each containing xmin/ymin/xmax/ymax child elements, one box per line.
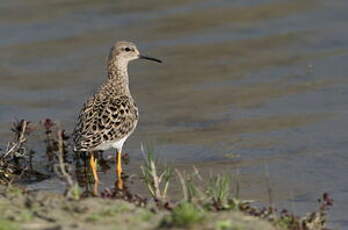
<box><xmin>106</xmin><ymin>59</ymin><xmax>130</xmax><ymax>95</ymax></box>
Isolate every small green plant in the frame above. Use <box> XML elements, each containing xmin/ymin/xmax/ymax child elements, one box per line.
<box><xmin>85</xmin><ymin>213</ymin><xmax>101</xmax><ymax>223</ymax></box>
<box><xmin>274</xmin><ymin>215</ymin><xmax>294</xmax><ymax>229</ymax></box>
<box><xmin>207</xmin><ymin>174</ymin><xmax>231</xmax><ymax>208</ymax></box>
<box><xmin>6</xmin><ymin>185</ymin><xmax>23</xmax><ymax>197</ymax></box>
<box><xmin>100</xmin><ymin>204</ymin><xmax>131</xmax><ymax>216</ymax></box>
<box><xmin>65</xmin><ymin>183</ymin><xmax>81</xmax><ymax>201</ymax></box>
<box><xmin>175</xmin><ymin>169</ymin><xmax>253</xmax><ymax>211</ymax></box>
<box><xmin>176</xmin><ymin>167</ymin><xmax>206</xmax><ymax>203</ymax></box>
<box><xmin>140</xmin><ymin>144</ymin><xmax>172</xmax><ymax>203</ymax></box>
<box><xmin>215</xmin><ymin>220</ymin><xmax>232</xmax><ymax>230</ymax></box>
<box><xmin>86</xmin><ymin>203</ymin><xmax>131</xmax><ymax>222</ymax></box>
<box><xmin>176</xmin><ymin>168</ymin><xmax>241</xmax><ymax>210</ymax></box>
<box><xmin>161</xmin><ymin>202</ymin><xmax>205</xmax><ymax>227</ymax></box>
<box><xmin>138</xmin><ymin>210</ymin><xmax>153</xmax><ymax>222</ymax></box>
<box><xmin>18</xmin><ymin>210</ymin><xmax>34</xmax><ymax>222</ymax></box>
<box><xmin>0</xmin><ymin>219</ymin><xmax>19</xmax><ymax>230</ymax></box>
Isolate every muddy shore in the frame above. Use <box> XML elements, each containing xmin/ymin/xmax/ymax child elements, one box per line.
<box><xmin>0</xmin><ymin>185</ymin><xmax>278</xmax><ymax>230</ymax></box>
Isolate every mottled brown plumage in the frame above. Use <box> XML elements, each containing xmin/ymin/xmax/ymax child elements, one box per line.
<box><xmin>73</xmin><ymin>87</ymin><xmax>139</xmax><ymax>152</ymax></box>
<box><xmin>72</xmin><ymin>41</ymin><xmax>161</xmax><ymax>191</ymax></box>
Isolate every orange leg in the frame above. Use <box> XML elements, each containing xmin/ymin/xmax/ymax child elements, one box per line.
<box><xmin>116</xmin><ymin>150</ymin><xmax>123</xmax><ymax>190</ymax></box>
<box><xmin>89</xmin><ymin>153</ymin><xmax>99</xmax><ymax>195</ymax></box>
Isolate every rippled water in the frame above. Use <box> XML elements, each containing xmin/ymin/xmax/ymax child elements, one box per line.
<box><xmin>1</xmin><ymin>0</ymin><xmax>348</xmax><ymax>228</ymax></box>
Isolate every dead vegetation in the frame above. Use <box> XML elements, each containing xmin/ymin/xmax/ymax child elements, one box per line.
<box><xmin>0</xmin><ymin>119</ymin><xmax>48</xmax><ymax>184</ymax></box>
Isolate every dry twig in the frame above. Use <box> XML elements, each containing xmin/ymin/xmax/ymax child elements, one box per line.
<box><xmin>54</xmin><ymin>129</ymin><xmax>80</xmax><ymax>199</ymax></box>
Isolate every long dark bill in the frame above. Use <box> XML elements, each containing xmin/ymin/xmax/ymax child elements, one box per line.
<box><xmin>139</xmin><ymin>55</ymin><xmax>162</xmax><ymax>63</ymax></box>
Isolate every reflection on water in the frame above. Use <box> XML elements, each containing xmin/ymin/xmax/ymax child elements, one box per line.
<box><xmin>1</xmin><ymin>0</ymin><xmax>348</xmax><ymax>228</ymax></box>
<box><xmin>74</xmin><ymin>151</ymin><xmax>134</xmax><ymax>196</ymax></box>
<box><xmin>75</xmin><ymin>153</ymin><xmax>96</xmax><ymax>196</ymax></box>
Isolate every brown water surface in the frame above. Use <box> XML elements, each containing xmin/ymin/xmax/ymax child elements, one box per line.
<box><xmin>1</xmin><ymin>0</ymin><xmax>348</xmax><ymax>228</ymax></box>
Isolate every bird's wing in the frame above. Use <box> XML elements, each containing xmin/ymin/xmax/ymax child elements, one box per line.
<box><xmin>73</xmin><ymin>95</ymin><xmax>138</xmax><ymax>151</ymax></box>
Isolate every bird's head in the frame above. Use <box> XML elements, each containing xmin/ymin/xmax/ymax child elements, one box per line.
<box><xmin>108</xmin><ymin>41</ymin><xmax>162</xmax><ymax>64</ymax></box>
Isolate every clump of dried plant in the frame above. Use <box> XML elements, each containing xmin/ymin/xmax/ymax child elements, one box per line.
<box><xmin>0</xmin><ymin>119</ymin><xmax>35</xmax><ymax>184</ymax></box>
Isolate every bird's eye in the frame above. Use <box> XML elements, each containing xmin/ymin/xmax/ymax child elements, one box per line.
<box><xmin>125</xmin><ymin>47</ymin><xmax>131</xmax><ymax>52</ymax></box>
